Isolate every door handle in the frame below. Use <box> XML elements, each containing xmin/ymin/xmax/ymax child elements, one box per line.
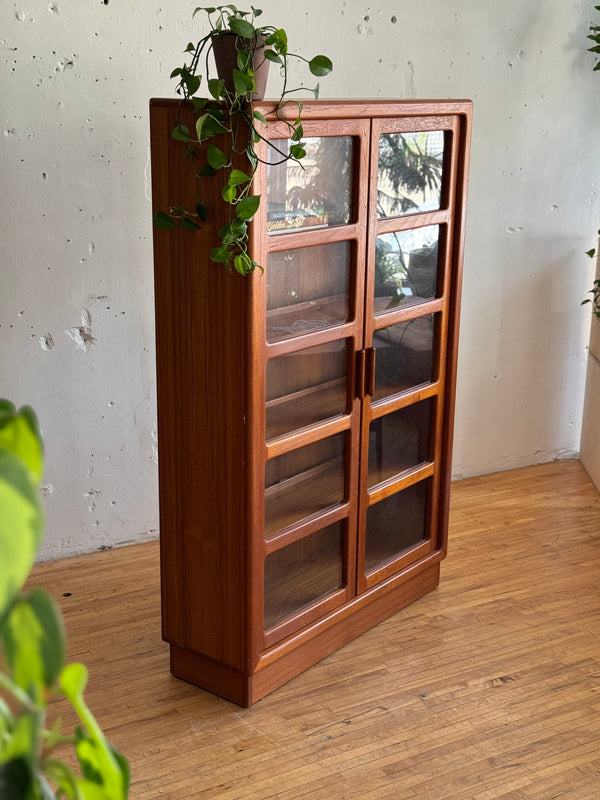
<box><xmin>365</xmin><ymin>347</ymin><xmax>376</xmax><ymax>396</ymax></box>
<box><xmin>355</xmin><ymin>349</ymin><xmax>366</xmax><ymax>399</ymax></box>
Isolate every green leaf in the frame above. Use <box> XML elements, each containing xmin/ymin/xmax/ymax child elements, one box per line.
<box><xmin>0</xmin><ymin>450</ymin><xmax>44</xmax><ymax>621</ymax></box>
<box><xmin>169</xmin><ymin>68</ymin><xmax>182</xmax><ymax>78</ymax></box>
<box><xmin>208</xmin><ymin>78</ymin><xmax>225</xmax><ymax>100</ymax></box>
<box><xmin>60</xmin><ymin>663</ymin><xmax>88</xmax><ymax>701</ymax></box>
<box><xmin>265</xmin><ymin>29</ymin><xmax>287</xmax><ymax>56</ymax></box>
<box><xmin>184</xmin><ymin>42</ymin><xmax>196</xmax><ymax>53</ymax></box>
<box><xmin>1</xmin><ymin>589</ymin><xmax>65</xmax><ymax>701</ymax></box>
<box><xmin>0</xmin><ymin>713</ymin><xmax>36</xmax><ymax>767</ymax></box>
<box><xmin>232</xmin><ymin>68</ymin><xmax>255</xmax><ymax>96</ymax></box>
<box><xmin>182</xmin><ymin>74</ymin><xmax>201</xmax><ymax>96</ymax></box>
<box><xmin>228</xmin><ymin>17</ymin><xmax>255</xmax><ymax>38</ymax></box>
<box><xmin>252</xmin><ymin>110</ymin><xmax>267</xmax><ymax>124</ymax></box>
<box><xmin>193</xmin><ymin>6</ymin><xmax>216</xmax><ymax>17</ymax></box>
<box><xmin>153</xmin><ymin>211</ymin><xmax>177</xmax><ymax>230</ymax></box>
<box><xmin>199</xmin><ymin>164</ymin><xmax>216</xmax><ymax>177</ymax></box>
<box><xmin>218</xmin><ymin>222</ymin><xmax>234</xmax><ymax>243</ymax></box>
<box><xmin>246</xmin><ymin>145</ymin><xmax>258</xmax><ymax>171</ymax></box>
<box><xmin>291</xmin><ymin>122</ymin><xmax>304</xmax><ymax>142</ymax></box>
<box><xmin>308</xmin><ymin>55</ymin><xmax>333</xmax><ymax>77</ymax></box>
<box><xmin>0</xmin><ymin>402</ymin><xmax>44</xmax><ymax>483</ymax></box>
<box><xmin>192</xmin><ymin>97</ymin><xmax>209</xmax><ymax>112</ymax></box>
<box><xmin>586</xmin><ymin>248</ymin><xmax>596</xmax><ymax>258</ymax></box>
<box><xmin>207</xmin><ymin>144</ymin><xmax>227</xmax><ymax>169</ymax></box>
<box><xmin>236</xmin><ymin>195</ymin><xmax>260</xmax><ymax>220</ymax></box>
<box><xmin>75</xmin><ymin>727</ymin><xmax>104</xmax><ymax>785</ymax></box>
<box><xmin>237</xmin><ymin>50</ymin><xmax>250</xmax><ymax>71</ymax></box>
<box><xmin>313</xmin><ymin>83</ymin><xmax>320</xmax><ymax>100</ymax></box>
<box><xmin>229</xmin><ymin>216</ymin><xmax>247</xmax><ymax>237</ymax></box>
<box><xmin>233</xmin><ymin>253</ymin><xmax>253</xmax><ymax>275</ymax></box>
<box><xmin>229</xmin><ymin>169</ymin><xmax>252</xmax><ymax>185</ymax></box>
<box><xmin>181</xmin><ymin>218</ymin><xmax>202</xmax><ymax>231</ymax></box>
<box><xmin>196</xmin><ymin>113</ymin><xmax>227</xmax><ymax>141</ymax></box>
<box><xmin>263</xmin><ymin>49</ymin><xmax>282</xmax><ymax>64</ymax></box>
<box><xmin>222</xmin><ymin>184</ymin><xmax>236</xmax><ymax>203</ymax></box>
<box><xmin>196</xmin><ymin>203</ymin><xmax>208</xmax><ymax>221</ymax></box>
<box><xmin>28</xmin><ymin>589</ymin><xmax>66</xmax><ymax>687</ymax></box>
<box><xmin>210</xmin><ymin>245</ymin><xmax>231</xmax><ymax>264</ymax></box>
<box><xmin>289</xmin><ymin>143</ymin><xmax>307</xmax><ymax>160</ymax></box>
<box><xmin>171</xmin><ymin>125</ymin><xmax>192</xmax><ymax>142</ymax></box>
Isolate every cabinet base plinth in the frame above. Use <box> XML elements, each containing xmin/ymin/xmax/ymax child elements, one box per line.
<box><xmin>170</xmin><ymin>646</ymin><xmax>253</xmax><ymax>707</ymax></box>
<box><xmin>169</xmin><ymin>561</ymin><xmax>440</xmax><ymax>706</ymax></box>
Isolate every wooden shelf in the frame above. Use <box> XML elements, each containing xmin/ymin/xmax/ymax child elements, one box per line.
<box><xmin>367</xmin><ymin>459</ymin><xmax>428</xmax><ymax>489</ymax></box>
<box><xmin>265</xmin><ymin>457</ymin><xmax>344</xmax><ymax>537</ymax></box>
<box><xmin>266</xmin><ymin>295</ymin><xmax>349</xmax><ymax>343</ymax></box>
<box><xmin>266</xmin><ymin>377</ymin><xmax>347</xmax><ymax>440</ymax></box>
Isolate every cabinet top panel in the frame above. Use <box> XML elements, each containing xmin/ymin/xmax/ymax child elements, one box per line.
<box><xmin>150</xmin><ymin>98</ymin><xmax>473</xmax><ymax>122</ymax></box>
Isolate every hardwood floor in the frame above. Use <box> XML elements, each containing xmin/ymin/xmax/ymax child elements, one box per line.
<box><xmin>29</xmin><ymin>460</ymin><xmax>600</xmax><ymax>799</ymax></box>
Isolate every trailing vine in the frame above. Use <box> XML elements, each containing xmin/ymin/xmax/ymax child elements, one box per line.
<box><xmin>153</xmin><ymin>5</ymin><xmax>333</xmax><ymax>275</ymax></box>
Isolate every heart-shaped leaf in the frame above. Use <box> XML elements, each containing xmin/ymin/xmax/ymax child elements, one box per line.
<box><xmin>236</xmin><ymin>195</ymin><xmax>260</xmax><ymax>220</ymax></box>
<box><xmin>153</xmin><ymin>211</ymin><xmax>177</xmax><ymax>230</ymax></box>
<box><xmin>207</xmin><ymin>144</ymin><xmax>227</xmax><ymax>169</ymax></box>
<box><xmin>308</xmin><ymin>55</ymin><xmax>333</xmax><ymax>77</ymax></box>
<box><xmin>228</xmin><ymin>18</ymin><xmax>254</xmax><ymax>38</ymax></box>
<box><xmin>229</xmin><ymin>169</ymin><xmax>252</xmax><ymax>186</ymax></box>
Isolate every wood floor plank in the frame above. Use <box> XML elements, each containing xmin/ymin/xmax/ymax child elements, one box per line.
<box><xmin>26</xmin><ymin>459</ymin><xmax>600</xmax><ymax>798</ymax></box>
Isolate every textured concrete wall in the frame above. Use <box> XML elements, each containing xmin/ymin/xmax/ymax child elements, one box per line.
<box><xmin>1</xmin><ymin>1</ymin><xmax>599</xmax><ymax>559</ymax></box>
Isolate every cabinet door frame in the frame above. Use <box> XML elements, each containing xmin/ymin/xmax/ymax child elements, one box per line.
<box><xmin>357</xmin><ymin>114</ymin><xmax>465</xmax><ymax>593</ymax></box>
<box><xmin>248</xmin><ymin>116</ymin><xmax>371</xmax><ymax>652</ymax></box>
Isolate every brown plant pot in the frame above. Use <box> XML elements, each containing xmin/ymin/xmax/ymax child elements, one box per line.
<box><xmin>212</xmin><ymin>33</ymin><xmax>270</xmax><ymax>100</ymax></box>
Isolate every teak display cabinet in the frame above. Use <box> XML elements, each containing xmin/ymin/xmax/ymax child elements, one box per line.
<box><xmin>150</xmin><ymin>99</ymin><xmax>472</xmax><ymax>706</ymax></box>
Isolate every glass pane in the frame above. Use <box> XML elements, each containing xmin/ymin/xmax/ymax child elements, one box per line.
<box><xmin>372</xmin><ymin>315</ymin><xmax>436</xmax><ymax>401</ymax></box>
<box><xmin>266</xmin><ymin>340</ymin><xmax>349</xmax><ymax>440</ymax></box>
<box><xmin>267</xmin><ymin>136</ymin><xmax>353</xmax><ymax>234</ymax></box>
<box><xmin>265</xmin><ymin>433</ymin><xmax>345</xmax><ymax>536</ymax></box>
<box><xmin>374</xmin><ymin>226</ymin><xmax>440</xmax><ymax>313</ymax></box>
<box><xmin>368</xmin><ymin>399</ymin><xmax>433</xmax><ymax>487</ymax></box>
<box><xmin>377</xmin><ymin>130</ymin><xmax>445</xmax><ymax>218</ymax></box>
<box><xmin>264</xmin><ymin>522</ymin><xmax>344</xmax><ymax>630</ymax></box>
<box><xmin>266</xmin><ymin>242</ymin><xmax>351</xmax><ymax>344</ymax></box>
<box><xmin>365</xmin><ymin>480</ymin><xmax>430</xmax><ymax>572</ymax></box>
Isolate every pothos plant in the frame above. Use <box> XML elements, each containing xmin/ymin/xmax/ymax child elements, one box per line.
<box><xmin>583</xmin><ymin>6</ymin><xmax>600</xmax><ymax>319</ymax></box>
<box><xmin>0</xmin><ymin>400</ymin><xmax>129</xmax><ymax>799</ymax></box>
<box><xmin>153</xmin><ymin>4</ymin><xmax>333</xmax><ymax>275</ymax></box>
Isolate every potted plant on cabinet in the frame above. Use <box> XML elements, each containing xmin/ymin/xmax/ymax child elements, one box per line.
<box><xmin>153</xmin><ymin>4</ymin><xmax>333</xmax><ymax>275</ymax></box>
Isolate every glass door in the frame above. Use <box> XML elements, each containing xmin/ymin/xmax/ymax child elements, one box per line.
<box><xmin>357</xmin><ymin>115</ymin><xmax>460</xmax><ymax>592</ymax></box>
<box><xmin>257</xmin><ymin>117</ymin><xmax>371</xmax><ymax>646</ymax></box>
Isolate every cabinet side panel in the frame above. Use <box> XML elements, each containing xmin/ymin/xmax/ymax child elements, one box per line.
<box><xmin>437</xmin><ymin>107</ymin><xmax>472</xmax><ymax>552</ymax></box>
<box><xmin>150</xmin><ymin>101</ymin><xmax>251</xmax><ymax>670</ymax></box>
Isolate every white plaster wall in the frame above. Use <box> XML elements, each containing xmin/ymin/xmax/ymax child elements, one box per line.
<box><xmin>2</xmin><ymin>1</ymin><xmax>599</xmax><ymax>559</ymax></box>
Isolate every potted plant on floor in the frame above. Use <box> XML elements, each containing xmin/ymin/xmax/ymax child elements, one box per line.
<box><xmin>0</xmin><ymin>400</ymin><xmax>130</xmax><ymax>799</ymax></box>
<box><xmin>153</xmin><ymin>4</ymin><xmax>333</xmax><ymax>275</ymax></box>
